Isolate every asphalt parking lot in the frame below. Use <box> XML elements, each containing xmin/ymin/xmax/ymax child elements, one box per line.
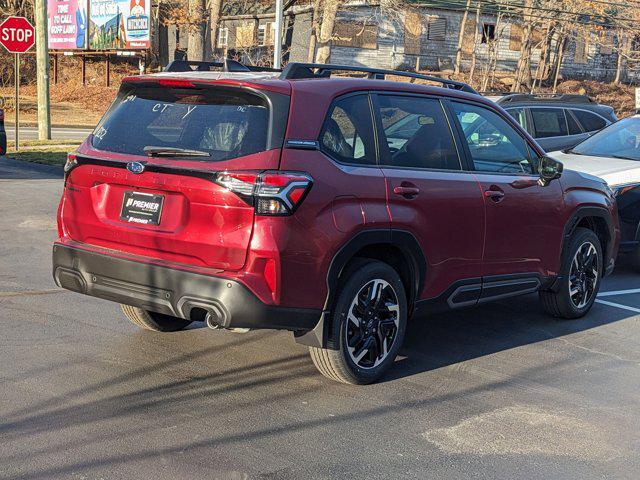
<box><xmin>1</xmin><ymin>158</ymin><xmax>639</xmax><ymax>480</ymax></box>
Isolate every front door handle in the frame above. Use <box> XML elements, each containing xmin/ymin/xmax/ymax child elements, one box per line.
<box><xmin>393</xmin><ymin>186</ymin><xmax>420</xmax><ymax>197</ymax></box>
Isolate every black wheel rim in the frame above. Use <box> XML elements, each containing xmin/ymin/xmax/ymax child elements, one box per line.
<box><xmin>569</xmin><ymin>241</ymin><xmax>599</xmax><ymax>309</ymax></box>
<box><xmin>345</xmin><ymin>279</ymin><xmax>400</xmax><ymax>369</ymax></box>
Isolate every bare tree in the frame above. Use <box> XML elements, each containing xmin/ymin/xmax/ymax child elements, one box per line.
<box><xmin>208</xmin><ymin>0</ymin><xmax>223</xmax><ymax>60</ymax></box>
<box><xmin>187</xmin><ymin>0</ymin><xmax>207</xmax><ymax>61</ymax></box>
<box><xmin>468</xmin><ymin>1</ymin><xmax>482</xmax><ymax>83</ymax></box>
<box><xmin>316</xmin><ymin>0</ymin><xmax>341</xmax><ymax>64</ymax></box>
<box><xmin>0</xmin><ymin>0</ymin><xmax>32</xmax><ymax>17</ymax></box>
<box><xmin>614</xmin><ymin>31</ymin><xmax>628</xmax><ymax>84</ymax></box>
<box><xmin>481</xmin><ymin>12</ymin><xmax>505</xmax><ymax>92</ymax></box>
<box><xmin>511</xmin><ymin>0</ymin><xmax>535</xmax><ymax>92</ymax></box>
<box><xmin>552</xmin><ymin>28</ymin><xmax>567</xmax><ymax>93</ymax></box>
<box><xmin>454</xmin><ymin>0</ymin><xmax>472</xmax><ymax>75</ymax></box>
<box><xmin>308</xmin><ymin>0</ymin><xmax>323</xmax><ymax>62</ymax></box>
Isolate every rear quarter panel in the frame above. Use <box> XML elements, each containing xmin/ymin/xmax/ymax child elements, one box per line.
<box><xmin>277</xmin><ymin>149</ymin><xmax>389</xmax><ymax>309</ymax></box>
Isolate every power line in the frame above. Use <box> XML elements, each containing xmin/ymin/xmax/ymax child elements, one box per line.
<box><xmin>412</xmin><ymin>0</ymin><xmax>640</xmax><ymax>29</ymax></box>
<box><xmin>412</xmin><ymin>0</ymin><xmax>640</xmax><ymax>13</ymax></box>
<box><xmin>413</xmin><ymin>0</ymin><xmax>640</xmax><ymax>21</ymax></box>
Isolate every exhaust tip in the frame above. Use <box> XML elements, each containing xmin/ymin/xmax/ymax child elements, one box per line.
<box><xmin>205</xmin><ymin>311</ymin><xmax>222</xmax><ymax>330</ymax></box>
<box><xmin>182</xmin><ymin>300</ymin><xmax>229</xmax><ymax>329</ymax></box>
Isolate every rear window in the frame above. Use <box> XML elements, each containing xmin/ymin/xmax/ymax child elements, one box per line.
<box><xmin>92</xmin><ymin>85</ymin><xmax>271</xmax><ymax>161</ymax></box>
<box><xmin>566</xmin><ymin>109</ymin><xmax>583</xmax><ymax>134</ymax></box>
<box><xmin>320</xmin><ymin>95</ymin><xmax>376</xmax><ymax>166</ymax></box>
<box><xmin>572</xmin><ymin>109</ymin><xmax>607</xmax><ymax>133</ymax></box>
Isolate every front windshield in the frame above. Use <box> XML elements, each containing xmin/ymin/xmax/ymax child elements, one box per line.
<box><xmin>571</xmin><ymin>117</ymin><xmax>640</xmax><ymax>160</ymax></box>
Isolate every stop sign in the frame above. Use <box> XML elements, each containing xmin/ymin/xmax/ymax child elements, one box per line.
<box><xmin>0</xmin><ymin>16</ymin><xmax>35</xmax><ymax>54</ymax></box>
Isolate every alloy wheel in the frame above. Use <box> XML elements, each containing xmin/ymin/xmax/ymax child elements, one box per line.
<box><xmin>345</xmin><ymin>279</ymin><xmax>400</xmax><ymax>369</ymax></box>
<box><xmin>569</xmin><ymin>241</ymin><xmax>599</xmax><ymax>309</ymax></box>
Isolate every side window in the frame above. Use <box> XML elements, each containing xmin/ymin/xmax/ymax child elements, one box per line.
<box><xmin>506</xmin><ymin>108</ymin><xmax>527</xmax><ymax>131</ymax></box>
<box><xmin>320</xmin><ymin>95</ymin><xmax>376</xmax><ymax>165</ymax></box>
<box><xmin>376</xmin><ymin>95</ymin><xmax>461</xmax><ymax>170</ymax></box>
<box><xmin>530</xmin><ymin>108</ymin><xmax>568</xmax><ymax>138</ymax></box>
<box><xmin>565</xmin><ymin>109</ymin><xmax>583</xmax><ymax>135</ymax></box>
<box><xmin>452</xmin><ymin>101</ymin><xmax>534</xmax><ymax>174</ymax></box>
<box><xmin>573</xmin><ymin>110</ymin><xmax>607</xmax><ymax>133</ymax></box>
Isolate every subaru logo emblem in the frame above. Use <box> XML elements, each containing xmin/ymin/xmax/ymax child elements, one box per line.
<box><xmin>127</xmin><ymin>162</ymin><xmax>145</xmax><ymax>174</ymax></box>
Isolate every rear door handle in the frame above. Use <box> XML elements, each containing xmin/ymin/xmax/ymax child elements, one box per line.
<box><xmin>393</xmin><ymin>186</ymin><xmax>420</xmax><ymax>197</ymax></box>
<box><xmin>484</xmin><ymin>189</ymin><xmax>505</xmax><ymax>202</ymax></box>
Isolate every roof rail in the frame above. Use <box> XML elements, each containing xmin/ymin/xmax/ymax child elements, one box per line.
<box><xmin>279</xmin><ymin>63</ymin><xmax>479</xmax><ymax>95</ymax></box>
<box><xmin>164</xmin><ymin>59</ymin><xmax>281</xmax><ymax>73</ymax></box>
<box><xmin>498</xmin><ymin>93</ymin><xmax>594</xmax><ymax>104</ymax></box>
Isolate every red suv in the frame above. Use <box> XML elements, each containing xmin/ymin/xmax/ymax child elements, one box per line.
<box><xmin>53</xmin><ymin>61</ymin><xmax>619</xmax><ymax>384</ymax></box>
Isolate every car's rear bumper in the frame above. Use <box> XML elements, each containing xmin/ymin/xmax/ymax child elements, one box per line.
<box><xmin>52</xmin><ymin>243</ymin><xmax>321</xmax><ymax>332</ymax></box>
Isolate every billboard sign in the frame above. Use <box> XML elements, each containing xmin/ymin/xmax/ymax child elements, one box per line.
<box><xmin>47</xmin><ymin>0</ymin><xmax>88</xmax><ymax>49</ymax></box>
<box><xmin>88</xmin><ymin>0</ymin><xmax>150</xmax><ymax>50</ymax></box>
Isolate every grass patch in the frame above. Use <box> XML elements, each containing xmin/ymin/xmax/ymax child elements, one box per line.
<box><xmin>8</xmin><ymin>139</ymin><xmax>84</xmax><ymax>148</ymax></box>
<box><xmin>6</xmin><ymin>147</ymin><xmax>71</xmax><ymax>166</ymax></box>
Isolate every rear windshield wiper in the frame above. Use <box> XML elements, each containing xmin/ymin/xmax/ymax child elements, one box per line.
<box><xmin>143</xmin><ymin>146</ymin><xmax>211</xmax><ymax>158</ymax></box>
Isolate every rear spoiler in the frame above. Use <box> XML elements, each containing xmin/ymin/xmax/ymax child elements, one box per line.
<box><xmin>164</xmin><ymin>59</ymin><xmax>280</xmax><ymax>73</ymax></box>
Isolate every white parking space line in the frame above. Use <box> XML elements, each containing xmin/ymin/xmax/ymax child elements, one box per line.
<box><xmin>595</xmin><ymin>299</ymin><xmax>640</xmax><ymax>314</ymax></box>
<box><xmin>598</xmin><ymin>288</ymin><xmax>640</xmax><ymax>297</ymax></box>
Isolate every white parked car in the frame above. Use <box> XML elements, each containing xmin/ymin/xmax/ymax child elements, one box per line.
<box><xmin>549</xmin><ymin>115</ymin><xmax>640</xmax><ymax>267</ymax></box>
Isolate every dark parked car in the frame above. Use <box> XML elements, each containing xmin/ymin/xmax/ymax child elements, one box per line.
<box><xmin>0</xmin><ymin>108</ymin><xmax>6</xmax><ymax>156</ymax></box>
<box><xmin>53</xmin><ymin>61</ymin><xmax>620</xmax><ymax>384</ymax></box>
<box><xmin>549</xmin><ymin>115</ymin><xmax>640</xmax><ymax>269</ymax></box>
<box><xmin>487</xmin><ymin>93</ymin><xmax>617</xmax><ymax>152</ymax></box>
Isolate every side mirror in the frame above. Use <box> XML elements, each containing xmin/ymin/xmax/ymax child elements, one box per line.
<box><xmin>538</xmin><ymin>156</ymin><xmax>563</xmax><ymax>186</ymax></box>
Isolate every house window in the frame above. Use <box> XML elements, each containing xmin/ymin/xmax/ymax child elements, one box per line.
<box><xmin>482</xmin><ymin>23</ymin><xmax>496</xmax><ymax>43</ymax></box>
<box><xmin>258</xmin><ymin>22</ymin><xmax>276</xmax><ymax>46</ymax></box>
<box><xmin>427</xmin><ymin>17</ymin><xmax>446</xmax><ymax>41</ymax></box>
<box><xmin>333</xmin><ymin>21</ymin><xmax>378</xmax><ymax>49</ymax></box>
<box><xmin>574</xmin><ymin>35</ymin><xmax>588</xmax><ymax>64</ymax></box>
<box><xmin>509</xmin><ymin>24</ymin><xmax>522</xmax><ymax>51</ymax></box>
<box><xmin>218</xmin><ymin>27</ymin><xmax>228</xmax><ymax>48</ymax></box>
<box><xmin>600</xmin><ymin>32</ymin><xmax>614</xmax><ymax>55</ymax></box>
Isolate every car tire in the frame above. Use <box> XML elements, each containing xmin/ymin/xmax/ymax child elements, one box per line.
<box><xmin>120</xmin><ymin>304</ymin><xmax>192</xmax><ymax>332</ymax></box>
<box><xmin>309</xmin><ymin>260</ymin><xmax>407</xmax><ymax>385</ymax></box>
<box><xmin>540</xmin><ymin>227</ymin><xmax>603</xmax><ymax>319</ymax></box>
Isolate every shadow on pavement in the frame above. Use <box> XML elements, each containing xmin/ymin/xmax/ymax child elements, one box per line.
<box><xmin>386</xmin><ymin>289</ymin><xmax>637</xmax><ymax>381</ymax></box>
<box><xmin>0</xmin><ymin>286</ymin><xmax>637</xmax><ymax>478</ymax></box>
<box><xmin>0</xmin><ymin>157</ymin><xmax>63</xmax><ymax>180</ymax></box>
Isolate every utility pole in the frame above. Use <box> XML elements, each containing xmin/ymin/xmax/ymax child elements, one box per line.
<box><xmin>35</xmin><ymin>0</ymin><xmax>51</xmax><ymax>140</ymax></box>
<box><xmin>274</xmin><ymin>0</ymin><xmax>284</xmax><ymax>69</ymax></box>
<box><xmin>14</xmin><ymin>53</ymin><xmax>19</xmax><ymax>150</ymax></box>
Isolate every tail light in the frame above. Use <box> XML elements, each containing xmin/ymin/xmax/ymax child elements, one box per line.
<box><xmin>63</xmin><ymin>153</ymin><xmax>78</xmax><ymax>184</ymax></box>
<box><xmin>214</xmin><ymin>171</ymin><xmax>313</xmax><ymax>216</ymax></box>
